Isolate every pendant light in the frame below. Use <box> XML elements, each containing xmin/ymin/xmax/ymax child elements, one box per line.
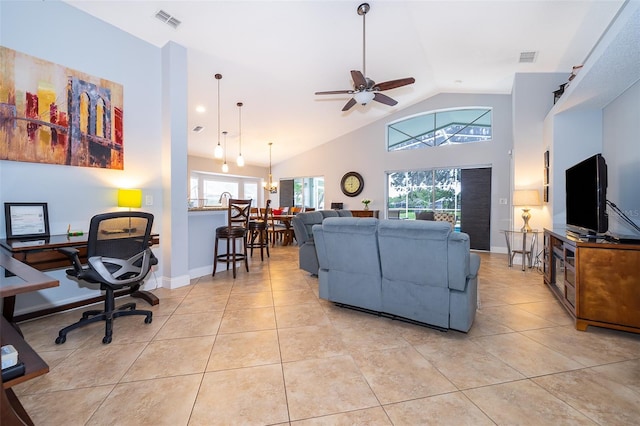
<box><xmin>263</xmin><ymin>142</ymin><xmax>278</xmax><ymax>193</ymax></box>
<box><xmin>213</xmin><ymin>74</ymin><xmax>223</xmax><ymax>159</ymax></box>
<box><xmin>236</xmin><ymin>102</ymin><xmax>245</xmax><ymax>167</ymax></box>
<box><xmin>222</xmin><ymin>131</ymin><xmax>229</xmax><ymax>173</ymax></box>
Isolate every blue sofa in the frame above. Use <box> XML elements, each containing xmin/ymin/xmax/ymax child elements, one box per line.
<box><xmin>312</xmin><ymin>217</ymin><xmax>480</xmax><ymax>332</ymax></box>
<box><xmin>291</xmin><ymin>210</ymin><xmax>352</xmax><ymax>275</ymax></box>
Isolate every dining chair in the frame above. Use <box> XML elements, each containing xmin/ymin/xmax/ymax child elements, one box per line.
<box><xmin>212</xmin><ymin>198</ymin><xmax>252</xmax><ymax>278</ymax></box>
<box><xmin>247</xmin><ymin>199</ymin><xmax>270</xmax><ymax>260</ymax></box>
<box><xmin>267</xmin><ymin>207</ymin><xmax>287</xmax><ymax>247</ymax></box>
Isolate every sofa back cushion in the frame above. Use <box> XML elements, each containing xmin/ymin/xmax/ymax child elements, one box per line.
<box><xmin>313</xmin><ymin>217</ymin><xmax>382</xmax><ymax>310</ymax></box>
<box><xmin>378</xmin><ymin>220</ymin><xmax>451</xmax><ymax>288</ymax></box>
<box><xmin>320</xmin><ymin>210</ymin><xmax>339</xmax><ymax>219</ymax></box>
<box><xmin>292</xmin><ymin>211</ymin><xmax>324</xmax><ymax>245</ymax></box>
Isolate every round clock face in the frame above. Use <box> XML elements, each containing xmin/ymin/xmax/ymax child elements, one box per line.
<box><xmin>341</xmin><ymin>172</ymin><xmax>364</xmax><ymax>197</ymax></box>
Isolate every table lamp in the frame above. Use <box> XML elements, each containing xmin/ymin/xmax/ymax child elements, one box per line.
<box><xmin>118</xmin><ymin>188</ymin><xmax>142</xmax><ymax>232</ymax></box>
<box><xmin>513</xmin><ymin>189</ymin><xmax>540</xmax><ymax>232</ymax></box>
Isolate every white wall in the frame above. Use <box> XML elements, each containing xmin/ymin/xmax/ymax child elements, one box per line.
<box><xmin>273</xmin><ymin>93</ymin><xmax>513</xmax><ymax>251</ymax></box>
<box><xmin>0</xmin><ymin>1</ymin><xmax>167</xmax><ymax>313</ymax></box>
<box><xmin>603</xmin><ymin>79</ymin><xmax>640</xmax><ymax>235</ymax></box>
<box><xmin>512</xmin><ymin>73</ymin><xmax>566</xmax><ymax>232</ymax></box>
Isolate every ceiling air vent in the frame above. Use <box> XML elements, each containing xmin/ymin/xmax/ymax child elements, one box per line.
<box><xmin>155</xmin><ymin>10</ymin><xmax>181</xmax><ymax>29</ymax></box>
<box><xmin>519</xmin><ymin>51</ymin><xmax>537</xmax><ymax>63</ymax></box>
<box><xmin>192</xmin><ymin>126</ymin><xmax>204</xmax><ymax>133</ymax></box>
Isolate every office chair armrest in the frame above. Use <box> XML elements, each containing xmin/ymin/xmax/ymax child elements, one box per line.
<box><xmin>58</xmin><ymin>247</ymin><xmax>83</xmax><ymax>274</ymax></box>
<box><xmin>88</xmin><ymin>248</ymin><xmax>154</xmax><ymax>286</ymax></box>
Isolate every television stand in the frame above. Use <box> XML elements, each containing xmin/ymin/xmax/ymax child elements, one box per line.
<box><xmin>544</xmin><ymin>228</ymin><xmax>640</xmax><ymax>334</ymax></box>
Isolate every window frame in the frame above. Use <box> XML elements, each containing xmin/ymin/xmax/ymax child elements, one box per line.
<box><xmin>386</xmin><ymin>107</ymin><xmax>493</xmax><ymax>152</ymax></box>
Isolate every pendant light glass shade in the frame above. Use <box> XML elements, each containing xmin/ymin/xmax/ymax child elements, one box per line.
<box><xmin>222</xmin><ymin>131</ymin><xmax>229</xmax><ymax>173</ymax></box>
<box><xmin>236</xmin><ymin>102</ymin><xmax>245</xmax><ymax>167</ymax></box>
<box><xmin>214</xmin><ymin>143</ymin><xmax>223</xmax><ymax>159</ymax></box>
<box><xmin>214</xmin><ymin>74</ymin><xmax>223</xmax><ymax>159</ymax></box>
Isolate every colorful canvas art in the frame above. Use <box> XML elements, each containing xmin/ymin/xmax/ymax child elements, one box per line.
<box><xmin>0</xmin><ymin>46</ymin><xmax>124</xmax><ymax>169</ymax></box>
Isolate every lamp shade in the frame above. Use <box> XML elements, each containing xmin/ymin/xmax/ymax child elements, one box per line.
<box><xmin>513</xmin><ymin>189</ymin><xmax>540</xmax><ymax>207</ymax></box>
<box><xmin>118</xmin><ymin>189</ymin><xmax>142</xmax><ymax>208</ymax></box>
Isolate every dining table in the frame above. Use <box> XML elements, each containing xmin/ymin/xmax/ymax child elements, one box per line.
<box><xmin>272</xmin><ymin>214</ymin><xmax>296</xmax><ymax>246</ymax></box>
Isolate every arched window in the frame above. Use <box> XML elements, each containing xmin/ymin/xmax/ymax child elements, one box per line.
<box><xmin>387</xmin><ymin>107</ymin><xmax>492</xmax><ymax>151</ymax></box>
<box><xmin>96</xmin><ymin>98</ymin><xmax>106</xmax><ymax>138</ymax></box>
<box><xmin>79</xmin><ymin>92</ymin><xmax>90</xmax><ymax>135</ymax></box>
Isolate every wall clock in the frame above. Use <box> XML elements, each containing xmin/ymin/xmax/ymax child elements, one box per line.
<box><xmin>340</xmin><ymin>171</ymin><xmax>364</xmax><ymax>197</ymax></box>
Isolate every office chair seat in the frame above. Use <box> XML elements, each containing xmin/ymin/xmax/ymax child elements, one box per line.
<box><xmin>55</xmin><ymin>212</ymin><xmax>156</xmax><ymax>345</ymax></box>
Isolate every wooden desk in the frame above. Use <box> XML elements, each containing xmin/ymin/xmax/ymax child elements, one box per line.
<box><xmin>0</xmin><ymin>234</ymin><xmax>160</xmax><ymax>322</ymax></box>
<box><xmin>1</xmin><ymin>252</ymin><xmax>60</xmax><ymax>323</ymax></box>
<box><xmin>1</xmin><ymin>253</ymin><xmax>58</xmax><ymax>425</ymax></box>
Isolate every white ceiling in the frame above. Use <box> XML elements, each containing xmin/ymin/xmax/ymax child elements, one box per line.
<box><xmin>63</xmin><ymin>0</ymin><xmax>624</xmax><ymax>167</ymax></box>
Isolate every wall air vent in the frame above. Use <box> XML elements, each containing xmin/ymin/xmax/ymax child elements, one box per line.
<box><xmin>519</xmin><ymin>51</ymin><xmax>537</xmax><ymax>63</ymax></box>
<box><xmin>155</xmin><ymin>10</ymin><xmax>181</xmax><ymax>29</ymax></box>
<box><xmin>192</xmin><ymin>126</ymin><xmax>204</xmax><ymax>133</ymax></box>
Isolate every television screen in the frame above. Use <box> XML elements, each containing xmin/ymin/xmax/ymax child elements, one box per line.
<box><xmin>565</xmin><ymin>153</ymin><xmax>608</xmax><ymax>235</ymax></box>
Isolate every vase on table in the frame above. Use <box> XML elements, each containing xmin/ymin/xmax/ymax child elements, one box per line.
<box><xmin>363</xmin><ymin>204</ymin><xmax>369</xmax><ymax>211</ymax></box>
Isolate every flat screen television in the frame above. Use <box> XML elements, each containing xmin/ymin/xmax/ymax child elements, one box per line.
<box><xmin>565</xmin><ymin>153</ymin><xmax>608</xmax><ymax>236</ymax></box>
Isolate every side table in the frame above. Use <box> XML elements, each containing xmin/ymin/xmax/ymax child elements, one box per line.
<box><xmin>502</xmin><ymin>230</ymin><xmax>539</xmax><ymax>271</ymax></box>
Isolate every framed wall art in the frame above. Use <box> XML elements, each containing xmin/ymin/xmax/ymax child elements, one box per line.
<box><xmin>0</xmin><ymin>46</ymin><xmax>124</xmax><ymax>169</ymax></box>
<box><xmin>4</xmin><ymin>202</ymin><xmax>50</xmax><ymax>240</ymax></box>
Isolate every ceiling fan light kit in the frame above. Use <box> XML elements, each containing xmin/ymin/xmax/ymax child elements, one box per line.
<box><xmin>315</xmin><ymin>2</ymin><xmax>415</xmax><ymax>112</ymax></box>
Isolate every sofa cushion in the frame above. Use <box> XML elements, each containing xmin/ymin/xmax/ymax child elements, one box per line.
<box><xmin>313</xmin><ymin>217</ymin><xmax>381</xmax><ymax>311</ymax></box>
<box><xmin>378</xmin><ymin>220</ymin><xmax>451</xmax><ymax>287</ymax></box>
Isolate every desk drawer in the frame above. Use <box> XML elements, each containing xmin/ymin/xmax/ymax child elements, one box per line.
<box><xmin>13</xmin><ymin>247</ymin><xmax>87</xmax><ymax>271</ymax></box>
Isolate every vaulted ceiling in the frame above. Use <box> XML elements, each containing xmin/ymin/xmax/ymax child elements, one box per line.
<box><xmin>64</xmin><ymin>0</ymin><xmax>624</xmax><ymax>166</ymax></box>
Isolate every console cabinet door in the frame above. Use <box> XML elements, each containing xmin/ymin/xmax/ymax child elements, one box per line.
<box><xmin>577</xmin><ymin>247</ymin><xmax>640</xmax><ymax>328</ymax></box>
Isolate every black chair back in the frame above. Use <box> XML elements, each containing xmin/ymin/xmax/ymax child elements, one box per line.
<box><xmin>262</xmin><ymin>199</ymin><xmax>272</xmax><ymax>222</ymax></box>
<box><xmin>88</xmin><ymin>212</ymin><xmax>154</xmax><ymax>260</ymax></box>
<box><xmin>227</xmin><ymin>199</ymin><xmax>252</xmax><ymax>229</ymax></box>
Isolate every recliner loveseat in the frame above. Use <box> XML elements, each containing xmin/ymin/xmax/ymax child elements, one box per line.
<box><xmin>291</xmin><ymin>209</ymin><xmax>352</xmax><ymax>275</ymax></box>
<box><xmin>312</xmin><ymin>217</ymin><xmax>480</xmax><ymax>332</ymax></box>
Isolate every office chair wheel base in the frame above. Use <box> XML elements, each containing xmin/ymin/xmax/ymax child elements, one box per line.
<box><xmin>55</xmin><ymin>335</ymin><xmax>66</xmax><ymax>344</ymax></box>
<box><xmin>102</xmin><ymin>335</ymin><xmax>112</xmax><ymax>344</ymax></box>
<box><xmin>144</xmin><ymin>316</ymin><xmax>152</xmax><ymax>324</ymax></box>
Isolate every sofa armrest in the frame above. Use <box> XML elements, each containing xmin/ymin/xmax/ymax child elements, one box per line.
<box><xmin>292</xmin><ymin>216</ymin><xmax>308</xmax><ymax>246</ymax></box>
<box><xmin>469</xmin><ymin>253</ymin><xmax>481</xmax><ymax>278</ymax></box>
<box><xmin>312</xmin><ymin>224</ymin><xmax>329</xmax><ymax>270</ymax></box>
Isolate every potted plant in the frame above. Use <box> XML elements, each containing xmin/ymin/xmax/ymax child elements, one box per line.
<box><xmin>361</xmin><ymin>199</ymin><xmax>371</xmax><ymax>211</ymax></box>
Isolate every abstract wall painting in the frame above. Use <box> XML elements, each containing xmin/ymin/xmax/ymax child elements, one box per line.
<box><xmin>0</xmin><ymin>46</ymin><xmax>124</xmax><ymax>169</ymax></box>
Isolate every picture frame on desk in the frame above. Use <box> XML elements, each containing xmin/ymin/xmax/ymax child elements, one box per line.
<box><xmin>4</xmin><ymin>202</ymin><xmax>50</xmax><ymax>240</ymax></box>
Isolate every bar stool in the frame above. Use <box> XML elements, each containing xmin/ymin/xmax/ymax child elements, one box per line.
<box><xmin>213</xmin><ymin>198</ymin><xmax>251</xmax><ymax>278</ymax></box>
<box><xmin>247</xmin><ymin>200</ymin><xmax>271</xmax><ymax>260</ymax></box>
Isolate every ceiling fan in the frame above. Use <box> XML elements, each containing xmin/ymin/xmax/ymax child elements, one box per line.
<box><xmin>315</xmin><ymin>2</ymin><xmax>415</xmax><ymax>112</ymax></box>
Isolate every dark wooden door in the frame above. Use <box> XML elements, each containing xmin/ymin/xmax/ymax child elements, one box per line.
<box><xmin>460</xmin><ymin>167</ymin><xmax>491</xmax><ymax>250</ymax></box>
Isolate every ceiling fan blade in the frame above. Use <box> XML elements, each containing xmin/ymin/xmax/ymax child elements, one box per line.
<box><xmin>373</xmin><ymin>92</ymin><xmax>398</xmax><ymax>106</ymax></box>
<box><xmin>374</xmin><ymin>77</ymin><xmax>416</xmax><ymax>91</ymax></box>
<box><xmin>315</xmin><ymin>90</ymin><xmax>353</xmax><ymax>95</ymax></box>
<box><xmin>342</xmin><ymin>98</ymin><xmax>357</xmax><ymax>111</ymax></box>
<box><xmin>350</xmin><ymin>70</ymin><xmax>367</xmax><ymax>90</ymax></box>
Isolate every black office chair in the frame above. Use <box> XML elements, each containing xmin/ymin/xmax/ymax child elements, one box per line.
<box><xmin>212</xmin><ymin>198</ymin><xmax>252</xmax><ymax>278</ymax></box>
<box><xmin>55</xmin><ymin>212</ymin><xmax>156</xmax><ymax>344</ymax></box>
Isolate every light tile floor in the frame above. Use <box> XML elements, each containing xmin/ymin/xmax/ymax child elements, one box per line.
<box><xmin>13</xmin><ymin>246</ymin><xmax>640</xmax><ymax>425</ymax></box>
